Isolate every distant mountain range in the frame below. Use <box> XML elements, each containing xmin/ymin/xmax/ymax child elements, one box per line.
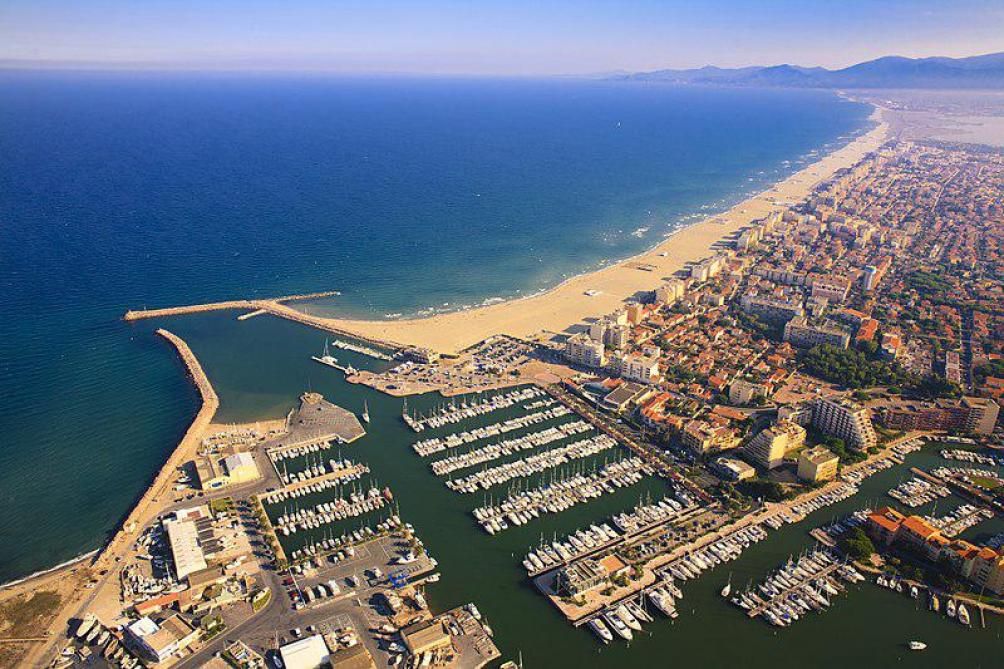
<box><xmin>616</xmin><ymin>52</ymin><xmax>1004</xmax><ymax>89</ymax></box>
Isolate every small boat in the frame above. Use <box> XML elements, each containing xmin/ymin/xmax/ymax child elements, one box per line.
<box><xmin>362</xmin><ymin>400</ymin><xmax>370</xmax><ymax>424</ymax></box>
<box><xmin>721</xmin><ymin>578</ymin><xmax>732</xmax><ymax>598</ymax></box>
<box><xmin>946</xmin><ymin>599</ymin><xmax>957</xmax><ymax>618</ymax></box>
<box><xmin>908</xmin><ymin>641</ymin><xmax>927</xmax><ymax>651</ymax></box>
<box><xmin>311</xmin><ymin>339</ymin><xmax>340</xmax><ymax>368</ymax></box>
<box><xmin>75</xmin><ymin>615</ymin><xmax>97</xmax><ymax>640</ymax></box>
<box><xmin>588</xmin><ymin>618</ymin><xmax>614</xmax><ymax>644</ymax></box>
<box><xmin>957</xmin><ymin>604</ymin><xmax>971</xmax><ymax>627</ymax></box>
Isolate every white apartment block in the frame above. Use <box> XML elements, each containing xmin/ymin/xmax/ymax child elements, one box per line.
<box><xmin>812</xmin><ymin>397</ymin><xmax>877</xmax><ymax>450</ymax></box>
<box><xmin>565</xmin><ymin>333</ymin><xmax>606</xmax><ymax>368</ymax></box>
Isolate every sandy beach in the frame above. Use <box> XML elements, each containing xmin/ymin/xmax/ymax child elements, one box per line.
<box><xmin>290</xmin><ymin>110</ymin><xmax>889</xmax><ymax>354</ymax></box>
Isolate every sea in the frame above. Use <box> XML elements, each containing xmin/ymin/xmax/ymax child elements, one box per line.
<box><xmin>0</xmin><ymin>73</ymin><xmax>874</xmax><ymax>587</ymax></box>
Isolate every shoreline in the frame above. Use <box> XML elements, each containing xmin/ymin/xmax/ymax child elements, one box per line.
<box><xmin>285</xmin><ymin>107</ymin><xmax>889</xmax><ymax>354</ymax></box>
<box><xmin>0</xmin><ymin>549</ymin><xmax>99</xmax><ymax>592</ymax></box>
<box><xmin>18</xmin><ymin>107</ymin><xmax>883</xmax><ymax>598</ymax></box>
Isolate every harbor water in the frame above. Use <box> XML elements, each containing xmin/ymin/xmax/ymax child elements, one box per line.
<box><xmin>158</xmin><ymin>312</ymin><xmax>1002</xmax><ymax>668</ymax></box>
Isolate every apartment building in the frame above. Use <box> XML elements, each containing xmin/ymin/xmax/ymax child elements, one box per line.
<box><xmin>812</xmin><ymin>397</ymin><xmax>877</xmax><ymax>450</ymax></box>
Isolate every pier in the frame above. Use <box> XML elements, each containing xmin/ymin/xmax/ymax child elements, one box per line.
<box><xmin>122</xmin><ymin>290</ymin><xmax>341</xmax><ymax>321</ymax></box>
<box><xmin>912</xmin><ymin>466</ymin><xmax>1004</xmax><ymax>513</ymax></box>
<box><xmin>744</xmin><ymin>558</ymin><xmax>845</xmax><ymax>620</ymax></box>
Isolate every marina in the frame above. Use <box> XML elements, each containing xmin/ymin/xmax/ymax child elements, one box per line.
<box><xmin>941</xmin><ymin>449</ymin><xmax>1004</xmax><ymax>467</ymax></box>
<box><xmin>429</xmin><ymin>420</ymin><xmax>591</xmax><ymax>476</ymax></box>
<box><xmin>473</xmin><ymin>457</ymin><xmax>654</xmax><ymax>534</ymax></box>
<box><xmin>522</xmin><ymin>495</ymin><xmax>697</xmax><ymax>576</ymax></box>
<box><xmin>887</xmin><ymin>477</ymin><xmax>952</xmax><ymax>508</ymax></box>
<box><xmin>403</xmin><ymin>387</ymin><xmax>545</xmax><ymax>432</ymax></box>
<box><xmin>734</xmin><ymin>549</ymin><xmax>865</xmax><ymax>627</ymax></box>
<box><xmin>412</xmin><ymin>405</ymin><xmax>572</xmax><ymax>457</ymax></box>
<box><xmin>445</xmin><ymin>434</ymin><xmax>619</xmax><ymax>493</ymax></box>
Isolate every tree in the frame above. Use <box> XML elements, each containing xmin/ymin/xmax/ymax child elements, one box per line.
<box><xmin>839</xmin><ymin>528</ymin><xmax>876</xmax><ymax>561</ymax></box>
<box><xmin>912</xmin><ymin>375</ymin><xmax>961</xmax><ymax>399</ymax></box>
<box><xmin>799</xmin><ymin>344</ymin><xmax>913</xmax><ymax>389</ymax></box>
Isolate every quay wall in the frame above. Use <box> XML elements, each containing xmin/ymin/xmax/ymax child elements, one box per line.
<box><xmin>258</xmin><ymin>300</ymin><xmax>407</xmax><ymax>351</ymax></box>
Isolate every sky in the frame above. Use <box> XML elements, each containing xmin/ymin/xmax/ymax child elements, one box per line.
<box><xmin>2</xmin><ymin>0</ymin><xmax>1004</xmax><ymax>75</ymax></box>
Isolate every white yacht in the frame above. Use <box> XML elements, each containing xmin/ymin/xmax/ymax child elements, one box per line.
<box><xmin>588</xmin><ymin>618</ymin><xmax>614</xmax><ymax>643</ymax></box>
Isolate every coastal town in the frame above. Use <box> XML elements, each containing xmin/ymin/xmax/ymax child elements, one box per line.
<box><xmin>3</xmin><ymin>101</ymin><xmax>1004</xmax><ymax>669</ymax></box>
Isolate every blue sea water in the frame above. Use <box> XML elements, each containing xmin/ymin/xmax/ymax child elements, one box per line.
<box><xmin>0</xmin><ymin>73</ymin><xmax>871</xmax><ymax>583</ymax></box>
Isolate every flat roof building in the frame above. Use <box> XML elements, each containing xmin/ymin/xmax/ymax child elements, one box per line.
<box><xmin>163</xmin><ymin>517</ymin><xmax>208</xmax><ymax>581</ymax></box>
<box><xmin>797</xmin><ymin>446</ymin><xmax>839</xmax><ymax>482</ymax></box>
<box><xmin>401</xmin><ymin>619</ymin><xmax>452</xmax><ymax>656</ymax></box>
<box><xmin>743</xmin><ymin>420</ymin><xmax>806</xmax><ymax>469</ymax></box>
<box><xmin>279</xmin><ymin>634</ymin><xmax>330</xmax><ymax>669</ymax></box>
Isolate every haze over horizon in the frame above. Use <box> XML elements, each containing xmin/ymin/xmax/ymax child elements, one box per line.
<box><xmin>3</xmin><ymin>0</ymin><xmax>1004</xmax><ymax>76</ymax></box>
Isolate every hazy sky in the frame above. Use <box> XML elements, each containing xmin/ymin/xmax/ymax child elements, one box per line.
<box><xmin>3</xmin><ymin>0</ymin><xmax>1004</xmax><ymax>74</ymax></box>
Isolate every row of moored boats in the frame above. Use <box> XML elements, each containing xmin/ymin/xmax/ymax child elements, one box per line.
<box><xmin>411</xmin><ymin>405</ymin><xmax>569</xmax><ymax>456</ymax></box>
<box><xmin>403</xmin><ymin>387</ymin><xmax>544</xmax><ymax>432</ymax></box>
<box><xmin>588</xmin><ymin>577</ymin><xmax>685</xmax><ymax>643</ymax></box>
<box><xmin>429</xmin><ymin>419</ymin><xmax>590</xmax><ymax>475</ymax></box>
<box><xmin>261</xmin><ymin>463</ymin><xmax>369</xmax><ymax>504</ymax></box>
<box><xmin>287</xmin><ymin>515</ymin><xmax>403</xmax><ymax>562</ymax></box>
<box><xmin>876</xmin><ymin>574</ymin><xmax>972</xmax><ymax>626</ymax></box>
<box><xmin>887</xmin><ymin>477</ymin><xmax>952</xmax><ymax>508</ymax></box>
<box><xmin>473</xmin><ymin>458</ymin><xmax>652</xmax><ymax>534</ymax></box>
<box><xmin>273</xmin><ymin>486</ymin><xmax>390</xmax><ymax>535</ymax></box>
<box><xmin>445</xmin><ymin>434</ymin><xmax>617</xmax><ymax>493</ymax></box>
<box><xmin>732</xmin><ymin>550</ymin><xmax>864</xmax><ymax>628</ymax></box>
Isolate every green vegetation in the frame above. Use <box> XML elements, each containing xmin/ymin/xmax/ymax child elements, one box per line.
<box><xmin>0</xmin><ymin>586</ymin><xmax>61</xmax><ymax>669</ymax></box>
<box><xmin>201</xmin><ymin>614</ymin><xmax>227</xmax><ymax>641</ymax></box>
<box><xmin>799</xmin><ymin>344</ymin><xmax>911</xmax><ymax>389</ymax></box>
<box><xmin>839</xmin><ymin>528</ymin><xmax>876</xmax><ymax>561</ymax></box>
<box><xmin>970</xmin><ymin>476</ymin><xmax>1002</xmax><ymax>491</ymax></box>
<box><xmin>251</xmin><ymin>588</ymin><xmax>271</xmax><ymax>613</ymax></box>
<box><xmin>661</xmin><ymin>363</ymin><xmax>704</xmax><ymax>385</ymax></box>
<box><xmin>210</xmin><ymin>496</ymin><xmax>235</xmax><ymax>515</ymax></box>
<box><xmin>912</xmin><ymin>375</ymin><xmax>961</xmax><ymax>399</ymax></box>
<box><xmin>740</xmin><ymin>478</ymin><xmax>790</xmax><ymax>503</ymax></box>
<box><xmin>974</xmin><ymin>360</ymin><xmax>1004</xmax><ymax>383</ymax></box>
<box><xmin>906</xmin><ymin>270</ymin><xmax>952</xmax><ymax>295</ymax></box>
<box><xmin>734</xmin><ymin>311</ymin><xmax>783</xmax><ymax>341</ymax></box>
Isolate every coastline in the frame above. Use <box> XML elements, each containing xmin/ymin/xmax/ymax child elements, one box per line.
<box><xmin>10</xmin><ymin>107</ymin><xmax>885</xmax><ymax>601</ymax></box>
<box><xmin>287</xmin><ymin>108</ymin><xmax>889</xmax><ymax>354</ymax></box>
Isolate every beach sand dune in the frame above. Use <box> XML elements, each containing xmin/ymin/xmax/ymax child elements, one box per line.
<box><xmin>290</xmin><ymin>113</ymin><xmax>888</xmax><ymax>355</ymax></box>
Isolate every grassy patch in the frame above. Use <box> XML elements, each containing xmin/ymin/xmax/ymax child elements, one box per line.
<box><xmin>251</xmin><ymin>588</ymin><xmax>271</xmax><ymax>613</ymax></box>
<box><xmin>970</xmin><ymin>476</ymin><xmax>1001</xmax><ymax>490</ymax></box>
<box><xmin>0</xmin><ymin>590</ymin><xmax>62</xmax><ymax>638</ymax></box>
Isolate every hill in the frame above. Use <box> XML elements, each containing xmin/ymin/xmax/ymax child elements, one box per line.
<box><xmin>620</xmin><ymin>52</ymin><xmax>1004</xmax><ymax>89</ymax></box>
